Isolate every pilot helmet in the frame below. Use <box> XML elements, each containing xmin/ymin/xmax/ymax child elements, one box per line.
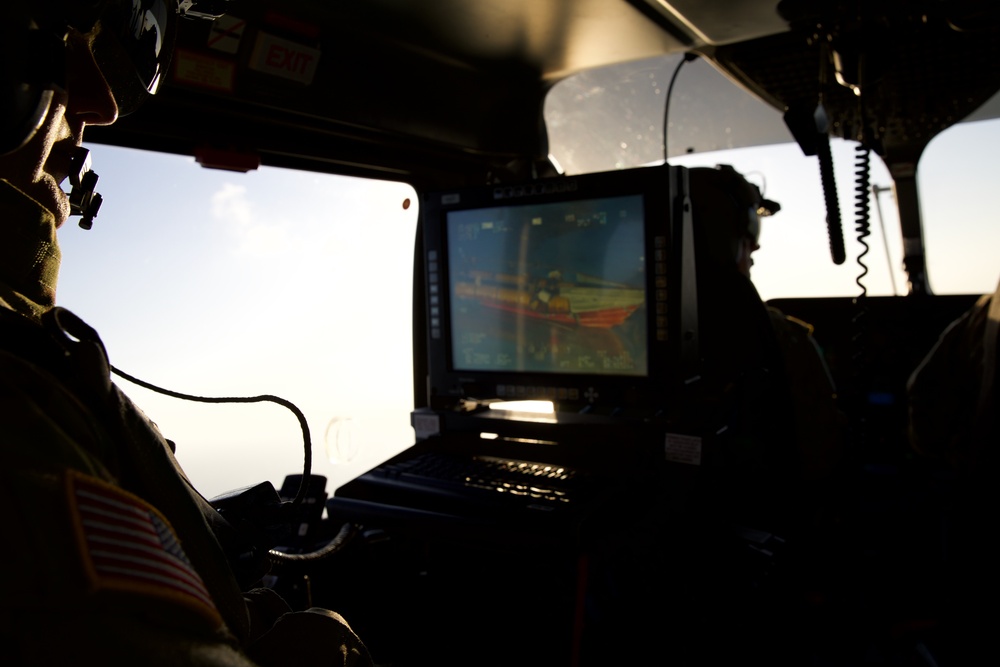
<box><xmin>2</xmin><ymin>1</ymin><xmax>225</xmax><ymax>155</ymax></box>
<box><xmin>688</xmin><ymin>164</ymin><xmax>780</xmax><ymax>269</ymax></box>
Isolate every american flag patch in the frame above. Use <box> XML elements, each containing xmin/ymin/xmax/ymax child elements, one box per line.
<box><xmin>66</xmin><ymin>470</ymin><xmax>222</xmax><ymax>626</ymax></box>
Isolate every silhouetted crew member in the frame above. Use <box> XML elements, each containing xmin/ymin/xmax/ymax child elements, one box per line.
<box><xmin>0</xmin><ymin>2</ymin><xmax>371</xmax><ymax>664</ymax></box>
<box><xmin>689</xmin><ymin>164</ymin><xmax>845</xmax><ymax>532</ymax></box>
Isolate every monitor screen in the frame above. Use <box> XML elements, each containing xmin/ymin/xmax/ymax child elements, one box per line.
<box><xmin>421</xmin><ymin>164</ymin><xmax>691</xmax><ymax>413</ymax></box>
<box><xmin>447</xmin><ymin>194</ymin><xmax>648</xmax><ymax>377</ymax></box>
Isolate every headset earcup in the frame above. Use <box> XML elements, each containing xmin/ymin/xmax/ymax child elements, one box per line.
<box><xmin>0</xmin><ymin>5</ymin><xmax>66</xmax><ymax>155</ymax></box>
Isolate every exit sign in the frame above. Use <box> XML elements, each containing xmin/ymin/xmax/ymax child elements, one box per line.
<box><xmin>249</xmin><ymin>31</ymin><xmax>321</xmax><ymax>85</ymax></box>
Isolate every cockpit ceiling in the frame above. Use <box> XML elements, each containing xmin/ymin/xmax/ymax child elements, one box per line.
<box><xmin>85</xmin><ymin>0</ymin><xmax>1000</xmax><ymax>184</ymax></box>
<box><xmin>327</xmin><ymin>0</ymin><xmax>792</xmax><ymax>78</ymax></box>
<box><xmin>91</xmin><ymin>0</ymin><xmax>720</xmax><ymax>184</ymax></box>
<box><xmin>704</xmin><ymin>1</ymin><xmax>1000</xmax><ymax>159</ymax></box>
<box><xmin>286</xmin><ymin>0</ymin><xmax>692</xmax><ymax>80</ymax></box>
<box><xmin>632</xmin><ymin>0</ymin><xmax>790</xmax><ymax>47</ymax></box>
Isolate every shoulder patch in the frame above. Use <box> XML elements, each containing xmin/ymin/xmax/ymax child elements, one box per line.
<box><xmin>65</xmin><ymin>470</ymin><xmax>223</xmax><ymax>628</ymax></box>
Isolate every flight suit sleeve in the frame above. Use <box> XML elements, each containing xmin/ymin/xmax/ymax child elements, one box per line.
<box><xmin>907</xmin><ymin>293</ymin><xmax>990</xmax><ymax>470</ymax></box>
<box><xmin>766</xmin><ymin>307</ymin><xmax>846</xmax><ymax>482</ymax></box>
<box><xmin>0</xmin><ymin>350</ymin><xmax>262</xmax><ymax>666</ymax></box>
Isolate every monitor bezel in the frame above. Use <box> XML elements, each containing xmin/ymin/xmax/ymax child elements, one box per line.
<box><xmin>420</xmin><ymin>164</ymin><xmax>692</xmax><ymax>415</ymax></box>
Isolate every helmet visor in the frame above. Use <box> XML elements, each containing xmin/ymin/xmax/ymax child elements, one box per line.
<box><xmin>91</xmin><ymin>0</ymin><xmax>176</xmax><ymax>115</ymax></box>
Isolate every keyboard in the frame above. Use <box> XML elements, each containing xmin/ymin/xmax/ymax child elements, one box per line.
<box><xmin>366</xmin><ymin>451</ymin><xmax>589</xmax><ymax>511</ymax></box>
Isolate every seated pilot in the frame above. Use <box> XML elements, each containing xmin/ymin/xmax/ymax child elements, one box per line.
<box><xmin>906</xmin><ymin>276</ymin><xmax>999</xmax><ymax>662</ymax></box>
<box><xmin>688</xmin><ymin>164</ymin><xmax>846</xmax><ymax>533</ymax></box>
<box><xmin>581</xmin><ymin>165</ymin><xmax>846</xmax><ymax>667</ymax></box>
<box><xmin>0</xmin><ymin>2</ymin><xmax>370</xmax><ymax>664</ymax></box>
<box><xmin>908</xmin><ymin>276</ymin><xmax>1000</xmax><ymax>474</ymax></box>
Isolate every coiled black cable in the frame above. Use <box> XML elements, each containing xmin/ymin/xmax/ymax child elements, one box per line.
<box><xmin>852</xmin><ymin>143</ymin><xmax>872</xmax><ymax>297</ymax></box>
<box><xmin>850</xmin><ymin>142</ymin><xmax>873</xmax><ymax>456</ymax></box>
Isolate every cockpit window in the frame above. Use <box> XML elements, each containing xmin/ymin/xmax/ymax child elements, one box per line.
<box><xmin>545</xmin><ymin>54</ymin><xmax>1000</xmax><ymax>301</ymax></box>
<box><xmin>918</xmin><ymin>118</ymin><xmax>1000</xmax><ymax>295</ymax></box>
<box><xmin>57</xmin><ymin>145</ymin><xmax>418</xmax><ymax>498</ymax></box>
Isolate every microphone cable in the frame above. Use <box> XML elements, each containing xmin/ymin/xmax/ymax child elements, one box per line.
<box><xmin>109</xmin><ymin>365</ymin><xmax>313</xmax><ymax>507</ymax></box>
<box><xmin>662</xmin><ymin>52</ymin><xmax>698</xmax><ymax>161</ymax></box>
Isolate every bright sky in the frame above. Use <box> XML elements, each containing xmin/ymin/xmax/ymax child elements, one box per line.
<box><xmin>670</xmin><ymin>123</ymin><xmax>1000</xmax><ymax>301</ymax></box>
<box><xmin>53</xmin><ymin>94</ymin><xmax>1000</xmax><ymax>502</ymax></box>
<box><xmin>57</xmin><ymin>151</ymin><xmax>419</xmax><ymax>500</ymax></box>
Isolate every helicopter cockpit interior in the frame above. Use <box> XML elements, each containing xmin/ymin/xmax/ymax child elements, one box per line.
<box><xmin>68</xmin><ymin>0</ymin><xmax>1000</xmax><ymax>665</ymax></box>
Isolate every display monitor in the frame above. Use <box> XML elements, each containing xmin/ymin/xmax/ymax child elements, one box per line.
<box><xmin>420</xmin><ymin>164</ymin><xmax>693</xmax><ymax>414</ymax></box>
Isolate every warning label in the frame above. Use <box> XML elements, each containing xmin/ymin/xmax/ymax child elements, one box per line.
<box><xmin>208</xmin><ymin>15</ymin><xmax>246</xmax><ymax>54</ymax></box>
<box><xmin>664</xmin><ymin>433</ymin><xmax>702</xmax><ymax>465</ymax></box>
<box><xmin>413</xmin><ymin>413</ymin><xmax>441</xmax><ymax>440</ymax></box>
<box><xmin>172</xmin><ymin>49</ymin><xmax>236</xmax><ymax>93</ymax></box>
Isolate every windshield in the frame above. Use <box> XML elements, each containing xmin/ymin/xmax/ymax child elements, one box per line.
<box><xmin>545</xmin><ymin>54</ymin><xmax>1000</xmax><ymax>300</ymax></box>
<box><xmin>58</xmin><ymin>147</ymin><xmax>418</xmax><ymax>499</ymax></box>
